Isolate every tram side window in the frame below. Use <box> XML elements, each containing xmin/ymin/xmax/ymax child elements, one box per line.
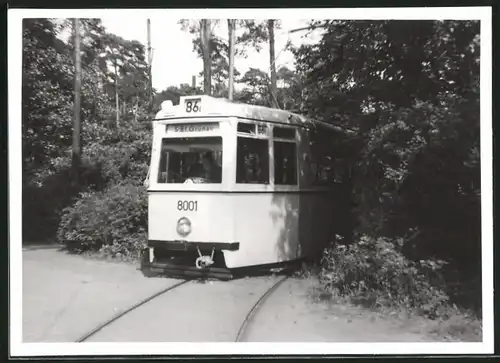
<box><xmin>274</xmin><ymin>141</ymin><xmax>297</xmax><ymax>185</ymax></box>
<box><xmin>318</xmin><ymin>157</ymin><xmax>334</xmax><ymax>183</ymax></box>
<box><xmin>236</xmin><ymin>137</ymin><xmax>269</xmax><ymax>184</ymax></box>
<box><xmin>310</xmin><ymin>154</ymin><xmax>340</xmax><ymax>185</ymax></box>
<box><xmin>310</xmin><ymin>131</ymin><xmax>336</xmax><ymax>185</ymax></box>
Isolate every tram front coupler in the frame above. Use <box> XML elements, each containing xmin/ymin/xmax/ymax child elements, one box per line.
<box><xmin>195</xmin><ymin>246</ymin><xmax>215</xmax><ymax>269</ymax></box>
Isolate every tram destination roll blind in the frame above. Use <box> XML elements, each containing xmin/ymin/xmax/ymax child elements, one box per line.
<box><xmin>166</xmin><ymin>123</ymin><xmax>219</xmax><ymax>133</ymax></box>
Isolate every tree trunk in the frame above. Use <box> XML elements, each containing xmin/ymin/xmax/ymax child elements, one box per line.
<box><xmin>268</xmin><ymin>19</ymin><xmax>278</xmax><ymax>108</ymax></box>
<box><xmin>147</xmin><ymin>18</ymin><xmax>153</xmax><ymax>115</ymax></box>
<box><xmin>200</xmin><ymin>19</ymin><xmax>212</xmax><ymax>95</ymax></box>
<box><xmin>114</xmin><ymin>61</ymin><xmax>119</xmax><ymax>127</ymax></box>
<box><xmin>72</xmin><ymin>18</ymin><xmax>82</xmax><ymax>187</ymax></box>
<box><xmin>134</xmin><ymin>97</ymin><xmax>138</xmax><ymax>122</ymax></box>
<box><xmin>227</xmin><ymin>19</ymin><xmax>235</xmax><ymax>100</ymax></box>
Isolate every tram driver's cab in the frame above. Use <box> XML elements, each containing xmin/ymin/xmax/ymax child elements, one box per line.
<box><xmin>158</xmin><ymin>137</ymin><xmax>223</xmax><ymax>184</ymax></box>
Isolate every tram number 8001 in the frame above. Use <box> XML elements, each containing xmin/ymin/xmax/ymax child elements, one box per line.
<box><xmin>177</xmin><ymin>200</ymin><xmax>198</xmax><ymax>212</ymax></box>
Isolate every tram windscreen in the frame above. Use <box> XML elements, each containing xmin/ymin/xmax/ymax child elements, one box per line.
<box><xmin>157</xmin><ymin>137</ymin><xmax>223</xmax><ymax>184</ymax></box>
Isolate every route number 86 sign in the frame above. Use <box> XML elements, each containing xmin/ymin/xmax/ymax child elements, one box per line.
<box><xmin>184</xmin><ymin>98</ymin><xmax>201</xmax><ymax>113</ymax></box>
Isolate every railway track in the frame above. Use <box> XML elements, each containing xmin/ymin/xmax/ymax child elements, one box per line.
<box><xmin>76</xmin><ymin>274</ymin><xmax>289</xmax><ymax>343</ymax></box>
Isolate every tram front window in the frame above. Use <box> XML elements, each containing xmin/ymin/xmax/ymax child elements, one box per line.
<box><xmin>157</xmin><ymin>137</ymin><xmax>223</xmax><ymax>184</ymax></box>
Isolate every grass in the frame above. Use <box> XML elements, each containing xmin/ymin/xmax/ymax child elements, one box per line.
<box><xmin>300</xmin><ymin>271</ymin><xmax>482</xmax><ymax>342</ymax></box>
<box><xmin>424</xmin><ymin>310</ymin><xmax>482</xmax><ymax>342</ymax></box>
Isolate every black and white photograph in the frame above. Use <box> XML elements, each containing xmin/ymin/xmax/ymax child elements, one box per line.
<box><xmin>8</xmin><ymin>7</ymin><xmax>493</xmax><ymax>357</ymax></box>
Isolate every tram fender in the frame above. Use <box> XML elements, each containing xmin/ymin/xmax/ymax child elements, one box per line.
<box><xmin>147</xmin><ymin>240</ymin><xmax>240</xmax><ymax>252</ymax></box>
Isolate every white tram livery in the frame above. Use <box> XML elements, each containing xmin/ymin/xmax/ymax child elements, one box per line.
<box><xmin>141</xmin><ymin>95</ymin><xmax>340</xmax><ymax>279</ymax></box>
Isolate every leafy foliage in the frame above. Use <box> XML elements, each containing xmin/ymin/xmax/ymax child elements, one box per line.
<box><xmin>22</xmin><ymin>19</ymin><xmax>74</xmax><ymax>173</ymax></box>
<box><xmin>99</xmin><ymin>32</ymin><xmax>151</xmax><ymax>120</ymax></box>
<box><xmin>153</xmin><ymin>83</ymin><xmax>202</xmax><ymax>109</ymax></box>
<box><xmin>57</xmin><ymin>183</ymin><xmax>148</xmax><ymax>255</ymax></box>
<box><xmin>294</xmin><ymin>20</ymin><xmax>481</xmax><ymax>311</ymax></box>
<box><xmin>320</xmin><ymin>236</ymin><xmax>450</xmax><ymax>318</ymax></box>
<box><xmin>22</xmin><ymin>18</ymin><xmax>152</xmax><ymax>246</ymax></box>
<box><xmin>236</xmin><ymin>65</ymin><xmax>302</xmax><ymax>110</ymax></box>
<box><xmin>179</xmin><ymin>19</ymin><xmax>275</xmax><ymax>97</ymax></box>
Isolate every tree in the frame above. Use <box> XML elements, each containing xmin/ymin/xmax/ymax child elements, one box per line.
<box><xmin>72</xmin><ymin>18</ymin><xmax>82</xmax><ymax>186</ymax></box>
<box><xmin>200</xmin><ymin>19</ymin><xmax>212</xmax><ymax>95</ymax></box>
<box><xmin>22</xmin><ymin>19</ymin><xmax>74</xmax><ymax>178</ymax></box>
<box><xmin>293</xmin><ymin>20</ymin><xmax>481</xmax><ymax>294</ymax></box>
<box><xmin>236</xmin><ymin>65</ymin><xmax>302</xmax><ymax>110</ymax></box>
<box><xmin>22</xmin><ymin>18</ymin><xmax>156</xmax><ymax>248</ymax></box>
<box><xmin>227</xmin><ymin>19</ymin><xmax>236</xmax><ymax>100</ymax></box>
<box><xmin>22</xmin><ymin>18</ymin><xmax>111</xmax><ymax>241</ymax></box>
<box><xmin>238</xmin><ymin>68</ymin><xmax>273</xmax><ymax>106</ymax></box>
<box><xmin>267</xmin><ymin>19</ymin><xmax>278</xmax><ymax>108</ymax></box>
<box><xmin>98</xmin><ymin>33</ymin><xmax>149</xmax><ymax>125</ymax></box>
<box><xmin>180</xmin><ymin>19</ymin><xmax>271</xmax><ymax>98</ymax></box>
<box><xmin>153</xmin><ymin>84</ymin><xmax>202</xmax><ymax>109</ymax></box>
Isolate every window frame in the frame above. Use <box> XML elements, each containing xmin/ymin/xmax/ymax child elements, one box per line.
<box><xmin>272</xmin><ymin>125</ymin><xmax>299</xmax><ymax>186</ymax></box>
<box><xmin>235</xmin><ymin>121</ymin><xmax>270</xmax><ymax>185</ymax></box>
<box><xmin>309</xmin><ymin>128</ymin><xmax>340</xmax><ymax>186</ymax></box>
<box><xmin>157</xmin><ymin>136</ymin><xmax>224</xmax><ymax>185</ymax></box>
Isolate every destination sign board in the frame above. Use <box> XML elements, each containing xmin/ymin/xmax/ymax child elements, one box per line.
<box><xmin>166</xmin><ymin>123</ymin><xmax>219</xmax><ymax>133</ymax></box>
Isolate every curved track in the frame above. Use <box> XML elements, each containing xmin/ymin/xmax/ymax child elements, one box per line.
<box><xmin>77</xmin><ymin>275</ymin><xmax>289</xmax><ymax>343</ymax></box>
<box><xmin>234</xmin><ymin>275</ymin><xmax>288</xmax><ymax>342</ymax></box>
<box><xmin>77</xmin><ymin>280</ymin><xmax>190</xmax><ymax>342</ymax></box>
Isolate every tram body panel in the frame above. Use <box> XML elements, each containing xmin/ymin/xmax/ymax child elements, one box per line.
<box><xmin>223</xmin><ymin>193</ymin><xmax>300</xmax><ymax>268</ymax></box>
<box><xmin>310</xmin><ymin>190</ymin><xmax>334</xmax><ymax>255</ymax></box>
<box><xmin>297</xmin><ymin>193</ymin><xmax>316</xmax><ymax>259</ymax></box>
<box><xmin>148</xmin><ymin>192</ymin><xmax>235</xmax><ymax>243</ymax></box>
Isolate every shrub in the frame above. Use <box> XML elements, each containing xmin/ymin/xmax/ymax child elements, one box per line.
<box><xmin>57</xmin><ymin>183</ymin><xmax>148</xmax><ymax>257</ymax></box>
<box><xmin>319</xmin><ymin>235</ymin><xmax>450</xmax><ymax>318</ymax></box>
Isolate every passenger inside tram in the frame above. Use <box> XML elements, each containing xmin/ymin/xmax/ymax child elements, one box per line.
<box><xmin>187</xmin><ymin>152</ymin><xmax>222</xmax><ymax>183</ymax></box>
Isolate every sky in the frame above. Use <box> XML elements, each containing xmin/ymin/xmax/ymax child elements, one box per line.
<box><xmin>99</xmin><ymin>18</ymin><xmax>323</xmax><ymax>92</ymax></box>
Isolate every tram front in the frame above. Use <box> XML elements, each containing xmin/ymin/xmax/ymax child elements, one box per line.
<box><xmin>142</xmin><ymin>96</ymin><xmax>237</xmax><ymax>279</ymax></box>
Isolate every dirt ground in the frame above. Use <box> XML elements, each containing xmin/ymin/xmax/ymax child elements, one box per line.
<box><xmin>22</xmin><ymin>247</ymin><xmax>178</xmax><ymax>342</ymax></box>
<box><xmin>22</xmin><ymin>247</ymin><xmax>471</xmax><ymax>343</ymax></box>
<box><xmin>244</xmin><ymin>277</ymin><xmax>434</xmax><ymax>342</ymax></box>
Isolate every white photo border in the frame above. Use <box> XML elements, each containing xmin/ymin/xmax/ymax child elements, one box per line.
<box><xmin>8</xmin><ymin>6</ymin><xmax>494</xmax><ymax>357</ymax></box>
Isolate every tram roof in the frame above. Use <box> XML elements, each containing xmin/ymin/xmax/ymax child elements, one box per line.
<box><xmin>155</xmin><ymin>95</ymin><xmax>351</xmax><ymax>134</ymax></box>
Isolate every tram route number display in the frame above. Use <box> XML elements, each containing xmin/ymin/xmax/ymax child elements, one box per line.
<box><xmin>177</xmin><ymin>200</ymin><xmax>198</xmax><ymax>212</ymax></box>
<box><xmin>184</xmin><ymin>98</ymin><xmax>201</xmax><ymax>113</ymax></box>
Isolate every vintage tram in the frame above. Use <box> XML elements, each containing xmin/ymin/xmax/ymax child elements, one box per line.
<box><xmin>141</xmin><ymin>95</ymin><xmax>343</xmax><ymax>279</ymax></box>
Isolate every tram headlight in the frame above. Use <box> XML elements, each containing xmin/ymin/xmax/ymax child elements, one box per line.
<box><xmin>176</xmin><ymin>217</ymin><xmax>192</xmax><ymax>237</ymax></box>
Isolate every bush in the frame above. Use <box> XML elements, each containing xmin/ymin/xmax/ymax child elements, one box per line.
<box><xmin>57</xmin><ymin>183</ymin><xmax>148</xmax><ymax>257</ymax></box>
<box><xmin>319</xmin><ymin>235</ymin><xmax>450</xmax><ymax>318</ymax></box>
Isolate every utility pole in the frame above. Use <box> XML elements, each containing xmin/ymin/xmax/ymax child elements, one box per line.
<box><xmin>147</xmin><ymin>18</ymin><xmax>153</xmax><ymax>115</ymax></box>
<box><xmin>227</xmin><ymin>19</ymin><xmax>236</xmax><ymax>100</ymax></box>
<box><xmin>72</xmin><ymin>18</ymin><xmax>82</xmax><ymax>187</ymax></box>
<box><xmin>268</xmin><ymin>19</ymin><xmax>279</xmax><ymax>109</ymax></box>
